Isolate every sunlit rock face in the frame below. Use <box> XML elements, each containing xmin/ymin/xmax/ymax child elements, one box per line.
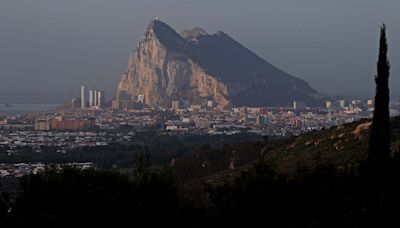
<box><xmin>116</xmin><ymin>20</ymin><xmax>321</xmax><ymax>108</ymax></box>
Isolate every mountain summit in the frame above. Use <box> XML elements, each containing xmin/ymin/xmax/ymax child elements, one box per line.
<box><xmin>115</xmin><ymin>19</ymin><xmax>321</xmax><ymax>109</ymax></box>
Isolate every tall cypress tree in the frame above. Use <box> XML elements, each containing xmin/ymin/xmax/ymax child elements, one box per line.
<box><xmin>369</xmin><ymin>24</ymin><xmax>391</xmax><ymax>171</ymax></box>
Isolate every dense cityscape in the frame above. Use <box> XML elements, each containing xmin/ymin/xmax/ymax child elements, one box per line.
<box><xmin>2</xmin><ymin>85</ymin><xmax>400</xmax><ymax>177</ymax></box>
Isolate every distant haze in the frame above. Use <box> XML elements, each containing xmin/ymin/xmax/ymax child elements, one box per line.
<box><xmin>0</xmin><ymin>0</ymin><xmax>399</xmax><ymax>103</ymax></box>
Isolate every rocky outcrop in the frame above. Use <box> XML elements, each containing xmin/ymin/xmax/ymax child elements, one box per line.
<box><xmin>116</xmin><ymin>19</ymin><xmax>322</xmax><ymax>109</ymax></box>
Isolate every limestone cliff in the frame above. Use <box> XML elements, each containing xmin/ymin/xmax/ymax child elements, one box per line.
<box><xmin>116</xmin><ymin>20</ymin><xmax>321</xmax><ymax>108</ymax></box>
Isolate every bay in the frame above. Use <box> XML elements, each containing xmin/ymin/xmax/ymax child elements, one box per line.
<box><xmin>0</xmin><ymin>104</ymin><xmax>60</xmax><ymax>116</ymax></box>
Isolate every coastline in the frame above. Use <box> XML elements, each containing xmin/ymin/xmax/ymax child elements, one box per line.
<box><xmin>0</xmin><ymin>104</ymin><xmax>61</xmax><ymax>116</ymax></box>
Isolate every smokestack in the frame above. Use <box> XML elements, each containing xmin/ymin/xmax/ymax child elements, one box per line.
<box><xmin>81</xmin><ymin>85</ymin><xmax>86</xmax><ymax>109</ymax></box>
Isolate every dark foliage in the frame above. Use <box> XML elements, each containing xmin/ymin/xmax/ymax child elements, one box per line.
<box><xmin>207</xmin><ymin>159</ymin><xmax>400</xmax><ymax>227</ymax></box>
<box><xmin>0</xmin><ymin>192</ymin><xmax>11</xmax><ymax>226</ymax></box>
<box><xmin>369</xmin><ymin>24</ymin><xmax>391</xmax><ymax>172</ymax></box>
<box><xmin>0</xmin><ymin>132</ymin><xmax>262</xmax><ymax>169</ymax></box>
<box><xmin>5</xmin><ymin>163</ymin><xmax>180</xmax><ymax>227</ymax></box>
<box><xmin>2</xmin><ymin>157</ymin><xmax>400</xmax><ymax>226</ymax></box>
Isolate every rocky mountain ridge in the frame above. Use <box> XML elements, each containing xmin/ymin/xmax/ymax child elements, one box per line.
<box><xmin>116</xmin><ymin>20</ymin><xmax>322</xmax><ymax>108</ymax></box>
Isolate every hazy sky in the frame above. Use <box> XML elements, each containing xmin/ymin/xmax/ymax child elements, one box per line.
<box><xmin>0</xmin><ymin>0</ymin><xmax>399</xmax><ymax>103</ymax></box>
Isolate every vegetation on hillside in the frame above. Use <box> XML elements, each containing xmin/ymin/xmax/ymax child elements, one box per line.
<box><xmin>0</xmin><ymin>132</ymin><xmax>262</xmax><ymax>168</ymax></box>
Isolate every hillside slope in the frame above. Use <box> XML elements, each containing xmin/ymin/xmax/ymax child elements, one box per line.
<box><xmin>173</xmin><ymin>117</ymin><xmax>400</xmax><ymax>184</ymax></box>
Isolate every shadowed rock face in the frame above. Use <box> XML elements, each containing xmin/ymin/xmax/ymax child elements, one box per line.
<box><xmin>116</xmin><ymin>20</ymin><xmax>322</xmax><ymax>108</ymax></box>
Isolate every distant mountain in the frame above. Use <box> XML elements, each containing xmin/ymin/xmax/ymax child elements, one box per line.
<box><xmin>116</xmin><ymin>19</ymin><xmax>323</xmax><ymax>108</ymax></box>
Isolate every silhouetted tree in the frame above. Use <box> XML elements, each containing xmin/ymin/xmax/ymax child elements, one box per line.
<box><xmin>369</xmin><ymin>24</ymin><xmax>391</xmax><ymax>173</ymax></box>
<box><xmin>363</xmin><ymin>24</ymin><xmax>392</xmax><ymax>227</ymax></box>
